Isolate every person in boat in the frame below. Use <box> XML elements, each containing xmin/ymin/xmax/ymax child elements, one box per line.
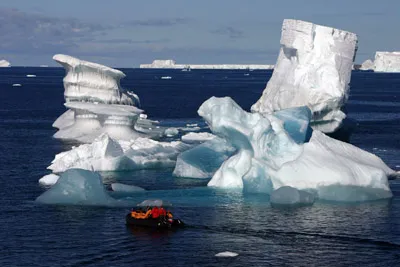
<box><xmin>131</xmin><ymin>207</ymin><xmax>152</xmax><ymax>219</ymax></box>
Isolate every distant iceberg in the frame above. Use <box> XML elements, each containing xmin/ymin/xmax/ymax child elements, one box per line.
<box><xmin>374</xmin><ymin>52</ymin><xmax>400</xmax><ymax>72</ymax></box>
<box><xmin>0</xmin><ymin>59</ymin><xmax>10</xmax><ymax>67</ymax></box>
<box><xmin>140</xmin><ymin>59</ymin><xmax>274</xmax><ymax>70</ymax></box>
<box><xmin>52</xmin><ymin>54</ymin><xmax>162</xmax><ymax>142</ymax></box>
<box><xmin>251</xmin><ymin>19</ymin><xmax>358</xmax><ymax>134</ymax></box>
<box><xmin>196</xmin><ymin>96</ymin><xmax>394</xmax><ymax>202</ymax></box>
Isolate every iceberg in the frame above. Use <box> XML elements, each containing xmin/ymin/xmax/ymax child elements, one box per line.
<box><xmin>374</xmin><ymin>52</ymin><xmax>400</xmax><ymax>72</ymax></box>
<box><xmin>36</xmin><ymin>169</ymin><xmax>117</xmax><ymax>205</ymax></box>
<box><xmin>270</xmin><ymin>186</ymin><xmax>315</xmax><ymax>207</ymax></box>
<box><xmin>48</xmin><ymin>134</ymin><xmax>192</xmax><ymax>173</ymax></box>
<box><xmin>52</xmin><ymin>54</ymin><xmax>164</xmax><ymax>143</ymax></box>
<box><xmin>360</xmin><ymin>59</ymin><xmax>374</xmax><ymax>71</ymax></box>
<box><xmin>195</xmin><ymin>96</ymin><xmax>394</xmax><ymax>202</ymax></box>
<box><xmin>251</xmin><ymin>19</ymin><xmax>358</xmax><ymax>134</ymax></box>
<box><xmin>53</xmin><ymin>54</ymin><xmax>137</xmax><ymax>105</ymax></box>
<box><xmin>0</xmin><ymin>59</ymin><xmax>11</xmax><ymax>67</ymax></box>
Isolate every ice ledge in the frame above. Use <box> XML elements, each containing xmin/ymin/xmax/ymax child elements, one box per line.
<box><xmin>374</xmin><ymin>51</ymin><xmax>400</xmax><ymax>72</ymax></box>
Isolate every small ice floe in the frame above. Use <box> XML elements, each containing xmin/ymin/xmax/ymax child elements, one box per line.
<box><xmin>161</xmin><ymin>76</ymin><xmax>172</xmax><ymax>80</ymax></box>
<box><xmin>12</xmin><ymin>84</ymin><xmax>22</xmax><ymax>87</ymax></box>
<box><xmin>39</xmin><ymin>173</ymin><xmax>60</xmax><ymax>186</ymax></box>
<box><xmin>164</xmin><ymin>127</ymin><xmax>179</xmax><ymax>137</ymax></box>
<box><xmin>26</xmin><ymin>74</ymin><xmax>36</xmax><ymax>77</ymax></box>
<box><xmin>111</xmin><ymin>183</ymin><xmax>145</xmax><ymax>192</ymax></box>
<box><xmin>215</xmin><ymin>251</ymin><xmax>238</xmax><ymax>257</ymax></box>
<box><xmin>244</xmin><ymin>73</ymin><xmax>250</xmax><ymax>76</ymax></box>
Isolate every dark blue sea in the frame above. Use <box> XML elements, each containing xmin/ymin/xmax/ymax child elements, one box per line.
<box><xmin>0</xmin><ymin>67</ymin><xmax>399</xmax><ymax>266</ymax></box>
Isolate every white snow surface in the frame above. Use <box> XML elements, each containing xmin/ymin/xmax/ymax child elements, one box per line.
<box><xmin>251</xmin><ymin>19</ymin><xmax>358</xmax><ymax>133</ymax></box>
<box><xmin>0</xmin><ymin>59</ymin><xmax>10</xmax><ymax>67</ymax></box>
<box><xmin>360</xmin><ymin>59</ymin><xmax>374</xmax><ymax>70</ymax></box>
<box><xmin>48</xmin><ymin>134</ymin><xmax>192</xmax><ymax>173</ymax></box>
<box><xmin>198</xmin><ymin>96</ymin><xmax>393</xmax><ymax>202</ymax></box>
<box><xmin>374</xmin><ymin>52</ymin><xmax>400</xmax><ymax>72</ymax></box>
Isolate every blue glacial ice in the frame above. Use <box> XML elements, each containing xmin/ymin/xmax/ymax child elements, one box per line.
<box><xmin>36</xmin><ymin>169</ymin><xmax>118</xmax><ymax>206</ymax></box>
<box><xmin>193</xmin><ymin>96</ymin><xmax>395</xmax><ymax>202</ymax></box>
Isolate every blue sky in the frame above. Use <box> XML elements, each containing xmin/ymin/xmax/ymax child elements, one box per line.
<box><xmin>1</xmin><ymin>0</ymin><xmax>399</xmax><ymax>67</ymax></box>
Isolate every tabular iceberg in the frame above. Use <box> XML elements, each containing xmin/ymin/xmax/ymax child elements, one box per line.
<box><xmin>0</xmin><ymin>59</ymin><xmax>11</xmax><ymax>67</ymax></box>
<box><xmin>251</xmin><ymin>19</ymin><xmax>358</xmax><ymax>134</ymax></box>
<box><xmin>52</xmin><ymin>54</ymin><xmax>162</xmax><ymax>142</ymax></box>
<box><xmin>374</xmin><ymin>52</ymin><xmax>400</xmax><ymax>72</ymax></box>
<box><xmin>196</xmin><ymin>96</ymin><xmax>394</xmax><ymax>202</ymax></box>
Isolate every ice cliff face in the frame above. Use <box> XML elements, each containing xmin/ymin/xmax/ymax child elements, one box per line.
<box><xmin>0</xmin><ymin>59</ymin><xmax>11</xmax><ymax>67</ymax></box>
<box><xmin>53</xmin><ymin>54</ymin><xmax>149</xmax><ymax>142</ymax></box>
<box><xmin>197</xmin><ymin>96</ymin><xmax>393</xmax><ymax>202</ymax></box>
<box><xmin>374</xmin><ymin>52</ymin><xmax>400</xmax><ymax>72</ymax></box>
<box><xmin>251</xmin><ymin>19</ymin><xmax>358</xmax><ymax>134</ymax></box>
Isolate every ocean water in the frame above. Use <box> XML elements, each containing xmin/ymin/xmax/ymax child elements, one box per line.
<box><xmin>0</xmin><ymin>67</ymin><xmax>399</xmax><ymax>266</ymax></box>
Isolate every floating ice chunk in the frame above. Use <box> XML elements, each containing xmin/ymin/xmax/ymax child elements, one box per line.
<box><xmin>181</xmin><ymin>132</ymin><xmax>216</xmax><ymax>144</ymax></box>
<box><xmin>374</xmin><ymin>52</ymin><xmax>400</xmax><ymax>72</ymax></box>
<box><xmin>164</xmin><ymin>127</ymin><xmax>179</xmax><ymax>137</ymax></box>
<box><xmin>111</xmin><ymin>183</ymin><xmax>145</xmax><ymax>192</ymax></box>
<box><xmin>48</xmin><ymin>134</ymin><xmax>192</xmax><ymax>172</ymax></box>
<box><xmin>161</xmin><ymin>76</ymin><xmax>172</xmax><ymax>80</ymax></box>
<box><xmin>215</xmin><ymin>251</ymin><xmax>238</xmax><ymax>257</ymax></box>
<box><xmin>12</xmin><ymin>84</ymin><xmax>22</xmax><ymax>87</ymax></box>
<box><xmin>26</xmin><ymin>74</ymin><xmax>36</xmax><ymax>77</ymax></box>
<box><xmin>270</xmin><ymin>186</ymin><xmax>315</xmax><ymax>206</ymax></box>
<box><xmin>0</xmin><ymin>59</ymin><xmax>10</xmax><ymax>67</ymax></box>
<box><xmin>173</xmin><ymin>137</ymin><xmax>236</xmax><ymax>178</ymax></box>
<box><xmin>36</xmin><ymin>169</ymin><xmax>116</xmax><ymax>206</ymax></box>
<box><xmin>198</xmin><ymin>96</ymin><xmax>394</xmax><ymax>202</ymax></box>
<box><xmin>38</xmin><ymin>174</ymin><xmax>60</xmax><ymax>186</ymax></box>
<box><xmin>251</xmin><ymin>19</ymin><xmax>358</xmax><ymax>134</ymax></box>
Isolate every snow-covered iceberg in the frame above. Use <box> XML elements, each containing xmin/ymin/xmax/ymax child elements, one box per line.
<box><xmin>52</xmin><ymin>54</ymin><xmax>163</xmax><ymax>142</ymax></box>
<box><xmin>360</xmin><ymin>59</ymin><xmax>374</xmax><ymax>71</ymax></box>
<box><xmin>194</xmin><ymin>96</ymin><xmax>394</xmax><ymax>202</ymax></box>
<box><xmin>374</xmin><ymin>52</ymin><xmax>400</xmax><ymax>72</ymax></box>
<box><xmin>0</xmin><ymin>59</ymin><xmax>10</xmax><ymax>67</ymax></box>
<box><xmin>48</xmin><ymin>134</ymin><xmax>192</xmax><ymax>173</ymax></box>
<box><xmin>251</xmin><ymin>19</ymin><xmax>358</xmax><ymax>134</ymax></box>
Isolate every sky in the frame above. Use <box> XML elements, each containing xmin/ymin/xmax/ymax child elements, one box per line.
<box><xmin>1</xmin><ymin>0</ymin><xmax>399</xmax><ymax>67</ymax></box>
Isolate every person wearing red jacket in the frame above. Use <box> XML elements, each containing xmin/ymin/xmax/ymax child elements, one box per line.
<box><xmin>151</xmin><ymin>207</ymin><xmax>160</xmax><ymax>218</ymax></box>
